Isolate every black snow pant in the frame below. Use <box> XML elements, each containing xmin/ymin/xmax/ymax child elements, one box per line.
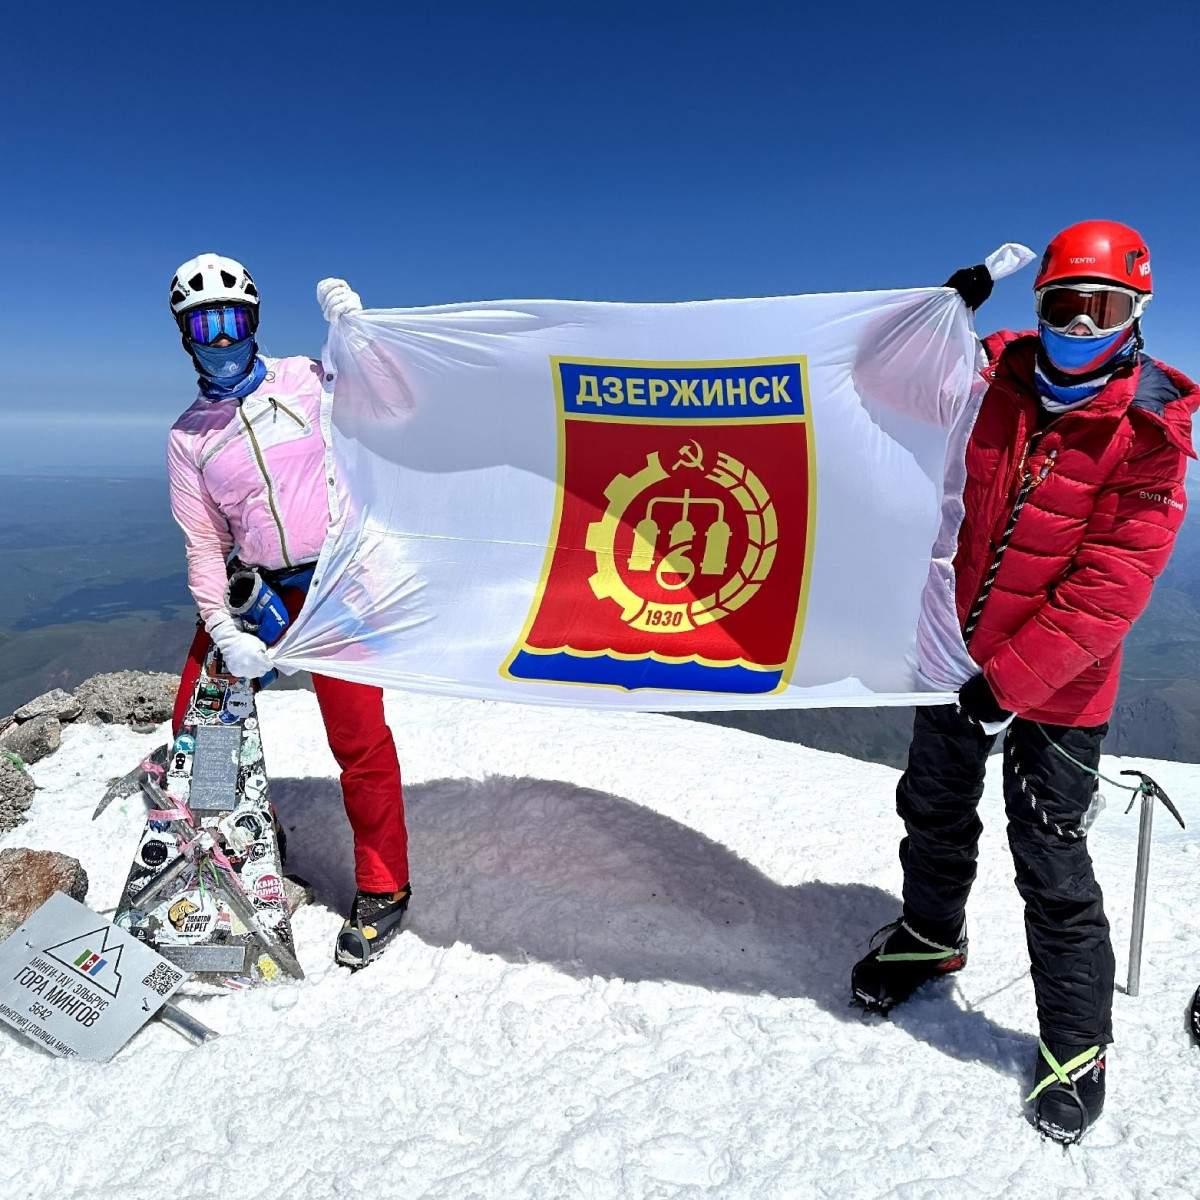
<box><xmin>896</xmin><ymin>703</ymin><xmax>1115</xmax><ymax>1046</ymax></box>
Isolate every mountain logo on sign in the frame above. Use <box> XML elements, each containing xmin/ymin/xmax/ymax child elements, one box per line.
<box><xmin>46</xmin><ymin>925</ymin><xmax>126</xmax><ymax>997</ymax></box>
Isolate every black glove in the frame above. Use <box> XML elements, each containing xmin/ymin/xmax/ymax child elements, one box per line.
<box><xmin>957</xmin><ymin>672</ymin><xmax>1012</xmax><ymax>725</ymax></box>
<box><xmin>944</xmin><ymin>264</ymin><xmax>993</xmax><ymax>311</ymax></box>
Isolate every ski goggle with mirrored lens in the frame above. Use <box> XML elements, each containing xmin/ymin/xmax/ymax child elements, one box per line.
<box><xmin>1035</xmin><ymin>285</ymin><xmax>1148</xmax><ymax>336</ymax></box>
<box><xmin>178</xmin><ymin>304</ymin><xmax>259</xmax><ymax>345</ymax></box>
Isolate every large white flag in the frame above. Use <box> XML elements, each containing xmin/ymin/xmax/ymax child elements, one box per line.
<box><xmin>272</xmin><ymin>286</ymin><xmax>983</xmax><ymax>709</ymax></box>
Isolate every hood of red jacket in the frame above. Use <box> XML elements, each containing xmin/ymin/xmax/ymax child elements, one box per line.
<box><xmin>980</xmin><ymin>331</ymin><xmax>1198</xmax><ymax>459</ymax></box>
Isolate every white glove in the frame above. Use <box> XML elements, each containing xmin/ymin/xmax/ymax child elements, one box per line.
<box><xmin>985</xmin><ymin>243</ymin><xmax>1036</xmax><ymax>281</ymax></box>
<box><xmin>317</xmin><ymin>278</ymin><xmax>363</xmax><ymax>322</ymax></box>
<box><xmin>205</xmin><ymin>613</ymin><xmax>275</xmax><ymax>680</ymax></box>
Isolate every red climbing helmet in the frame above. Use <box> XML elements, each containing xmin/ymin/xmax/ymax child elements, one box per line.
<box><xmin>1034</xmin><ymin>220</ymin><xmax>1153</xmax><ymax>294</ymax></box>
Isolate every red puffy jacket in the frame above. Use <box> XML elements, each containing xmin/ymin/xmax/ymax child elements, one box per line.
<box><xmin>957</xmin><ymin>332</ymin><xmax>1198</xmax><ymax>726</ymax></box>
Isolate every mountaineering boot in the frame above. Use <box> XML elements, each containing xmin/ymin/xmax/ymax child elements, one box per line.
<box><xmin>335</xmin><ymin>885</ymin><xmax>412</xmax><ymax>970</ymax></box>
<box><xmin>1189</xmin><ymin>985</ymin><xmax>1200</xmax><ymax>1045</ymax></box>
<box><xmin>850</xmin><ymin>916</ymin><xmax>967</xmax><ymax>1015</ymax></box>
<box><xmin>1028</xmin><ymin>1039</ymin><xmax>1106</xmax><ymax>1145</ymax></box>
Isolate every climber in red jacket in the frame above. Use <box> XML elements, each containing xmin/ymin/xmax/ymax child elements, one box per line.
<box><xmin>851</xmin><ymin>221</ymin><xmax>1199</xmax><ymax>1145</ymax></box>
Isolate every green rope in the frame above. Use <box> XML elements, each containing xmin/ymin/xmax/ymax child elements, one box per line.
<box><xmin>197</xmin><ymin>858</ymin><xmax>221</xmax><ymax>901</ymax></box>
<box><xmin>1035</xmin><ymin>722</ymin><xmax>1184</xmax><ymax>828</ymax></box>
<box><xmin>1036</xmin><ymin>723</ymin><xmax>1151</xmax><ymax>801</ymax></box>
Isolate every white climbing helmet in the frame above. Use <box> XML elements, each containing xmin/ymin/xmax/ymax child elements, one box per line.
<box><xmin>169</xmin><ymin>253</ymin><xmax>260</xmax><ymax>316</ymax></box>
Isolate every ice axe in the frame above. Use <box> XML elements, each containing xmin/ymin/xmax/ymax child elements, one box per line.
<box><xmin>1122</xmin><ymin>770</ymin><xmax>1184</xmax><ymax>997</ymax></box>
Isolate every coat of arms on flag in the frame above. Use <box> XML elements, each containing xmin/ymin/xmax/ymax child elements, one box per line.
<box><xmin>504</xmin><ymin>356</ymin><xmax>816</xmax><ymax>694</ymax></box>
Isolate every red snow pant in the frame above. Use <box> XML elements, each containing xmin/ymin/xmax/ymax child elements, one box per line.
<box><xmin>173</xmin><ymin>593</ymin><xmax>409</xmax><ymax>894</ymax></box>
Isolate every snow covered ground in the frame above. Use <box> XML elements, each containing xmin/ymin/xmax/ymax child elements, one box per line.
<box><xmin>3</xmin><ymin>691</ymin><xmax>1200</xmax><ymax>1199</ymax></box>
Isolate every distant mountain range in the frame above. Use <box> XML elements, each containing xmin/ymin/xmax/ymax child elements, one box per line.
<box><xmin>2</xmin><ymin>474</ymin><xmax>1198</xmax><ymax>766</ymax></box>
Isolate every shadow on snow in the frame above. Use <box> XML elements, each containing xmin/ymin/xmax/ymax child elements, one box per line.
<box><xmin>272</xmin><ymin>773</ymin><xmax>1035</xmax><ymax>1077</ymax></box>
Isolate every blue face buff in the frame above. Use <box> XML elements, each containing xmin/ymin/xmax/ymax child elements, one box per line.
<box><xmin>197</xmin><ymin>355</ymin><xmax>267</xmax><ymax>402</ymax></box>
<box><xmin>190</xmin><ymin>335</ymin><xmax>257</xmax><ymax>381</ymax></box>
<box><xmin>1038</xmin><ymin>322</ymin><xmax>1135</xmax><ymax>377</ymax></box>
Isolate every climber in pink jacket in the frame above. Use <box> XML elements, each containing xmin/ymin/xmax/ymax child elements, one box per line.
<box><xmin>166</xmin><ymin>253</ymin><xmax>410</xmax><ymax>970</ymax></box>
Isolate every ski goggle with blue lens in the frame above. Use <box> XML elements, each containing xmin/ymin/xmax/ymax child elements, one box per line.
<box><xmin>178</xmin><ymin>304</ymin><xmax>259</xmax><ymax>345</ymax></box>
<box><xmin>1035</xmin><ymin>285</ymin><xmax>1148</xmax><ymax>337</ymax></box>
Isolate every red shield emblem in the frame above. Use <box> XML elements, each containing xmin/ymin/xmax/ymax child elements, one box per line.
<box><xmin>505</xmin><ymin>358</ymin><xmax>814</xmax><ymax>694</ymax></box>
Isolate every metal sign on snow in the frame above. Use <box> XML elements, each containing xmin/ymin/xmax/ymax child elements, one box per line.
<box><xmin>0</xmin><ymin>892</ymin><xmax>186</xmax><ymax>1061</ymax></box>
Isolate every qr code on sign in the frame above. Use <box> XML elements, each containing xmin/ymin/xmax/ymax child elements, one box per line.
<box><xmin>141</xmin><ymin>963</ymin><xmax>183</xmax><ymax>996</ymax></box>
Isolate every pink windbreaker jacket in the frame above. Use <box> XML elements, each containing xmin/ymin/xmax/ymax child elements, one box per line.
<box><xmin>166</xmin><ymin>356</ymin><xmax>332</xmax><ymax>620</ymax></box>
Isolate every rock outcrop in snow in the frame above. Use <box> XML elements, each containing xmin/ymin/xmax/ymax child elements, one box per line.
<box><xmin>0</xmin><ymin>670</ymin><xmax>178</xmax><ymax>832</ymax></box>
<box><xmin>0</xmin><ymin>846</ymin><xmax>88</xmax><ymax>941</ymax></box>
<box><xmin>0</xmin><ymin>754</ymin><xmax>35</xmax><ymax>835</ymax></box>
<box><xmin>71</xmin><ymin>671</ymin><xmax>178</xmax><ymax>728</ymax></box>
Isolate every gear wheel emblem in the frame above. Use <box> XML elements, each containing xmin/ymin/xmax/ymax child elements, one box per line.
<box><xmin>584</xmin><ymin>444</ymin><xmax>777</xmax><ymax>634</ymax></box>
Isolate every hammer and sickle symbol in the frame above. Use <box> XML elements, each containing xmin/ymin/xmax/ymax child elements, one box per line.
<box><xmin>674</xmin><ymin>440</ymin><xmax>704</xmax><ymax>471</ymax></box>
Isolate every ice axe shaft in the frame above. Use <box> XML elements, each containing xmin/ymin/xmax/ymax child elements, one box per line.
<box><xmin>156</xmin><ymin>1001</ymin><xmax>219</xmax><ymax>1045</ymax></box>
<box><xmin>1122</xmin><ymin>770</ymin><xmax>1183</xmax><ymax>998</ymax></box>
<box><xmin>130</xmin><ymin>851</ymin><xmax>192</xmax><ymax>911</ymax></box>
<box><xmin>208</xmin><ymin>865</ymin><xmax>306</xmax><ymax>981</ymax></box>
<box><xmin>1126</xmin><ymin>790</ymin><xmax>1154</xmax><ymax>997</ymax></box>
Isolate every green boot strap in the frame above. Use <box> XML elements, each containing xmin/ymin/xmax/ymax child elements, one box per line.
<box><xmin>1026</xmin><ymin>1039</ymin><xmax>1101</xmax><ymax>1104</ymax></box>
<box><xmin>875</xmin><ymin>920</ymin><xmax>959</xmax><ymax>964</ymax></box>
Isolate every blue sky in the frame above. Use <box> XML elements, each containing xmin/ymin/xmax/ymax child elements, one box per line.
<box><xmin>2</xmin><ymin>0</ymin><xmax>1198</xmax><ymax>474</ymax></box>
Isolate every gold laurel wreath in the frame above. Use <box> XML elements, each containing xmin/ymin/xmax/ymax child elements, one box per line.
<box><xmin>585</xmin><ymin>450</ymin><xmax>777</xmax><ymax>633</ymax></box>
